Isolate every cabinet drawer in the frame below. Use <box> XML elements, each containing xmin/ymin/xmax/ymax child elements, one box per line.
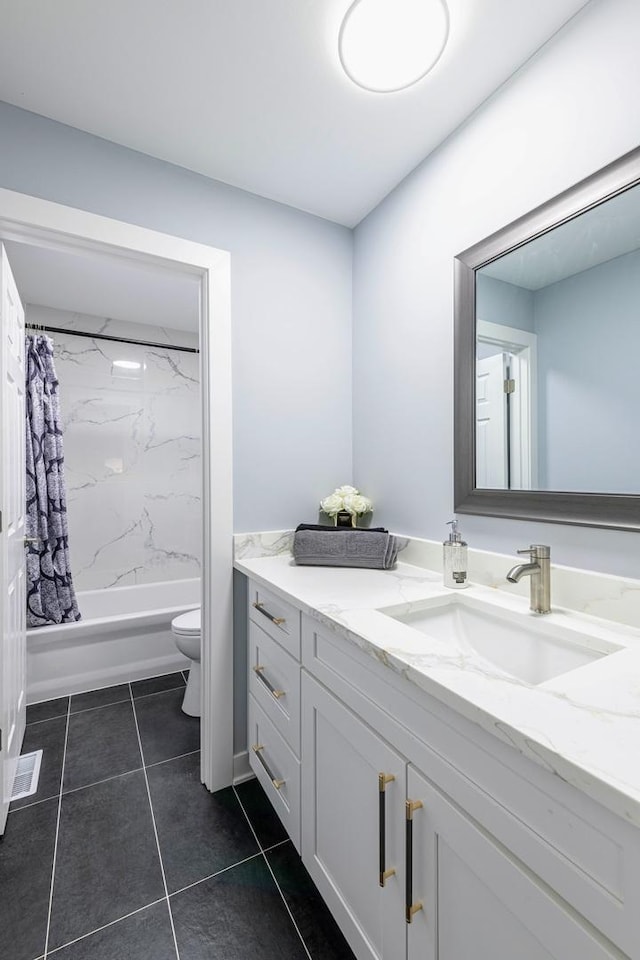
<box><xmin>248</xmin><ymin>694</ymin><xmax>301</xmax><ymax>851</ymax></box>
<box><xmin>248</xmin><ymin>581</ymin><xmax>301</xmax><ymax>659</ymax></box>
<box><xmin>249</xmin><ymin>620</ymin><xmax>301</xmax><ymax>755</ymax></box>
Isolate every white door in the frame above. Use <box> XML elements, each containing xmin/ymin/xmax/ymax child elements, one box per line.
<box><xmin>0</xmin><ymin>243</ymin><xmax>26</xmax><ymax>834</ymax></box>
<box><xmin>476</xmin><ymin>352</ymin><xmax>508</xmax><ymax>488</ymax></box>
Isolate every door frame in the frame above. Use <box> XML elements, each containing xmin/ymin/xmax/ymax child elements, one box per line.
<box><xmin>477</xmin><ymin>320</ymin><xmax>538</xmax><ymax>489</ymax></box>
<box><xmin>0</xmin><ymin>187</ymin><xmax>233</xmax><ymax>792</ymax></box>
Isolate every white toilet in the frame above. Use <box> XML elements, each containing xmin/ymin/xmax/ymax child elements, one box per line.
<box><xmin>171</xmin><ymin>607</ymin><xmax>201</xmax><ymax>717</ymax></box>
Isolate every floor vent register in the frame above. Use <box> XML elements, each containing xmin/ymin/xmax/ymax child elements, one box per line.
<box><xmin>10</xmin><ymin>749</ymin><xmax>43</xmax><ymax>801</ymax></box>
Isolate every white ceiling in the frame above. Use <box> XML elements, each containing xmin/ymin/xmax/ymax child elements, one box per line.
<box><xmin>481</xmin><ymin>180</ymin><xmax>640</xmax><ymax>290</ymax></box>
<box><xmin>4</xmin><ymin>240</ymin><xmax>200</xmax><ymax>331</ymax></box>
<box><xmin>0</xmin><ymin>0</ymin><xmax>591</xmax><ymax>226</ymax></box>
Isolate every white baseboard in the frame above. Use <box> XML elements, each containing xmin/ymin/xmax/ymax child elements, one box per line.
<box><xmin>232</xmin><ymin>750</ymin><xmax>253</xmax><ymax>785</ymax></box>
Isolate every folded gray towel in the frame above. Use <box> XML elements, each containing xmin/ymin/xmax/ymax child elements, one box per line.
<box><xmin>293</xmin><ymin>529</ymin><xmax>407</xmax><ymax>570</ymax></box>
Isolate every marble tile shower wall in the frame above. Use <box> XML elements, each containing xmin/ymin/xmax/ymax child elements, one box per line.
<box><xmin>27</xmin><ymin>306</ymin><xmax>201</xmax><ymax>591</ymax></box>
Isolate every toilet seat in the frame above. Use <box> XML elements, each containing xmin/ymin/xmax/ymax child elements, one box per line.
<box><xmin>172</xmin><ymin>608</ymin><xmax>201</xmax><ymax>636</ymax></box>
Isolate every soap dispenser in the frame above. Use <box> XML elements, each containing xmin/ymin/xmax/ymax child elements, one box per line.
<box><xmin>443</xmin><ymin>520</ymin><xmax>468</xmax><ymax>589</ymax></box>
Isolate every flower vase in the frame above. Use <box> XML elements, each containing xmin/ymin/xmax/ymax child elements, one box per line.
<box><xmin>335</xmin><ymin>510</ymin><xmax>356</xmax><ymax>528</ymax></box>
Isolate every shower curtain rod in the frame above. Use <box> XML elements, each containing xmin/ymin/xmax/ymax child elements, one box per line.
<box><xmin>25</xmin><ymin>323</ymin><xmax>199</xmax><ymax>354</ymax></box>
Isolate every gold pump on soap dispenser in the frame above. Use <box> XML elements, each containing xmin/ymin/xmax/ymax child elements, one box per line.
<box><xmin>443</xmin><ymin>519</ymin><xmax>468</xmax><ymax>589</ymax></box>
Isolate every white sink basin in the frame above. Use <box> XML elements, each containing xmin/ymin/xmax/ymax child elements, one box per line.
<box><xmin>379</xmin><ymin>594</ymin><xmax>622</xmax><ymax>686</ymax></box>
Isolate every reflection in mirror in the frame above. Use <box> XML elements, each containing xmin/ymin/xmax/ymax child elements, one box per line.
<box><xmin>475</xmin><ymin>180</ymin><xmax>640</xmax><ymax>494</ymax></box>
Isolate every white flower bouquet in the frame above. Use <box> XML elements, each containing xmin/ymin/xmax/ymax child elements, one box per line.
<box><xmin>320</xmin><ymin>484</ymin><xmax>373</xmax><ymax>525</ymax></box>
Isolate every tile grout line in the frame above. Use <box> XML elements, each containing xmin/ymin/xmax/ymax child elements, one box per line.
<box><xmin>132</xmin><ymin>684</ymin><xmax>186</xmax><ymax>702</ymax></box>
<box><xmin>232</xmin><ymin>787</ymin><xmax>313</xmax><ymax>960</ymax></box>
<box><xmin>44</xmin><ymin>841</ymin><xmax>292</xmax><ymax>957</ymax></box>
<box><xmin>128</xmin><ymin>683</ymin><xmax>181</xmax><ymax>960</ymax></box>
<box><xmin>263</xmin><ymin>838</ymin><xmax>290</xmax><ymax>854</ymax></box>
<box><xmin>170</xmin><ymin>849</ymin><xmax>266</xmax><ymax>898</ymax></box>
<box><xmin>59</xmin><ymin>767</ymin><xmax>144</xmax><ymax>798</ymax></box>
<box><xmin>145</xmin><ymin>748</ymin><xmax>200</xmax><ymax>770</ymax></box>
<box><xmin>43</xmin><ymin>696</ymin><xmax>71</xmax><ymax>959</ymax></box>
<box><xmin>68</xmin><ymin>684</ymin><xmax>186</xmax><ymax>717</ymax></box>
<box><xmin>27</xmin><ymin>680</ymin><xmax>187</xmax><ymax>723</ymax></box>
<box><xmin>26</xmin><ymin>712</ymin><xmax>69</xmax><ymax>727</ymax></box>
<box><xmin>27</xmin><ymin>671</ymin><xmax>186</xmax><ymax>708</ymax></box>
<box><xmin>44</xmin><ymin>897</ymin><xmax>167</xmax><ymax>957</ymax></box>
<box><xmin>9</xmin><ymin>792</ymin><xmax>64</xmax><ymax>815</ymax></box>
<box><xmin>45</xmin><ymin>842</ymin><xmax>293</xmax><ymax>955</ymax></box>
<box><xmin>10</xmin><ymin>749</ymin><xmax>202</xmax><ymax>816</ymax></box>
<box><xmin>162</xmin><ymin>840</ymin><xmax>292</xmax><ymax>902</ymax></box>
<box><xmin>260</xmin><ymin>849</ymin><xmax>314</xmax><ymax>960</ymax></box>
<box><xmin>232</xmin><ymin>785</ymin><xmax>266</xmax><ymax>851</ymax></box>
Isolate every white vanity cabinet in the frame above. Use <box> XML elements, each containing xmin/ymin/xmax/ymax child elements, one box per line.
<box><xmin>300</xmin><ymin>671</ymin><xmax>619</xmax><ymax>960</ymax></box>
<box><xmin>245</xmin><ymin>578</ymin><xmax>637</xmax><ymax>960</ymax></box>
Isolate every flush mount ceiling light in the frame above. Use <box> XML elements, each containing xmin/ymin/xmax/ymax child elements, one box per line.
<box><xmin>339</xmin><ymin>0</ymin><xmax>449</xmax><ymax>93</ymax></box>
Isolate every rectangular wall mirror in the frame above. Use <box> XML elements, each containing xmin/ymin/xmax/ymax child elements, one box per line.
<box><xmin>454</xmin><ymin>147</ymin><xmax>640</xmax><ymax>531</ymax></box>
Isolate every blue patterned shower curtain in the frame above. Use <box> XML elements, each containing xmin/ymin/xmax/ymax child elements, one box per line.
<box><xmin>25</xmin><ymin>334</ymin><xmax>81</xmax><ymax>627</ymax></box>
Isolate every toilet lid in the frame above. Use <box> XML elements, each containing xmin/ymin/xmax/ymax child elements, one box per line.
<box><xmin>172</xmin><ymin>608</ymin><xmax>201</xmax><ymax>636</ymax></box>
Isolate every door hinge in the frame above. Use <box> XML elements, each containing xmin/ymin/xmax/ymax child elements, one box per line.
<box><xmin>504</xmin><ymin>378</ymin><xmax>516</xmax><ymax>394</ymax></box>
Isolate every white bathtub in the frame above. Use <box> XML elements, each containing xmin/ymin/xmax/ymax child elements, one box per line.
<box><xmin>27</xmin><ymin>578</ymin><xmax>199</xmax><ymax>703</ymax></box>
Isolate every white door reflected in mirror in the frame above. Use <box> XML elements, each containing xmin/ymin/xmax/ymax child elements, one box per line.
<box><xmin>475</xmin><ymin>320</ymin><xmax>536</xmax><ymax>490</ymax></box>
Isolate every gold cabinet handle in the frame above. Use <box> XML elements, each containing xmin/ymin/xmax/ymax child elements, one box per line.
<box><xmin>253</xmin><ymin>601</ymin><xmax>286</xmax><ymax>626</ymax></box>
<box><xmin>405</xmin><ymin>799</ymin><xmax>424</xmax><ymax>923</ymax></box>
<box><xmin>379</xmin><ymin>773</ymin><xmax>396</xmax><ymax>887</ymax></box>
<box><xmin>253</xmin><ymin>665</ymin><xmax>285</xmax><ymax>700</ymax></box>
<box><xmin>252</xmin><ymin>744</ymin><xmax>285</xmax><ymax>789</ymax></box>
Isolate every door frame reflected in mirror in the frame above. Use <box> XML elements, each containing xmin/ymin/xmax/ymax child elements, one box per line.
<box><xmin>476</xmin><ymin>320</ymin><xmax>537</xmax><ymax>491</ymax></box>
<box><xmin>454</xmin><ymin>146</ymin><xmax>640</xmax><ymax>531</ymax></box>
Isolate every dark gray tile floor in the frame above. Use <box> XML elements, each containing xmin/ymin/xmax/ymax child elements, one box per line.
<box><xmin>0</xmin><ymin>674</ymin><xmax>355</xmax><ymax>960</ymax></box>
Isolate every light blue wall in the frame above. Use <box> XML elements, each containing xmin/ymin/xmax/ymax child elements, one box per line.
<box><xmin>0</xmin><ymin>101</ymin><xmax>353</xmax><ymax>533</ymax></box>
<box><xmin>476</xmin><ymin>274</ymin><xmax>535</xmax><ymax>334</ymax></box>
<box><xmin>353</xmin><ymin>0</ymin><xmax>640</xmax><ymax>576</ymax></box>
<box><xmin>0</xmin><ymin>103</ymin><xmax>355</xmax><ymax>754</ymax></box>
<box><xmin>534</xmin><ymin>248</ymin><xmax>640</xmax><ymax>492</ymax></box>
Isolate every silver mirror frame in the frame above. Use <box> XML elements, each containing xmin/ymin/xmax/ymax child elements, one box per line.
<box><xmin>454</xmin><ymin>146</ymin><xmax>640</xmax><ymax>532</ymax></box>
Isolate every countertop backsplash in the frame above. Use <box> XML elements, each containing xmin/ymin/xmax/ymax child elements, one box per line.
<box><xmin>234</xmin><ymin>530</ymin><xmax>640</xmax><ymax>630</ymax></box>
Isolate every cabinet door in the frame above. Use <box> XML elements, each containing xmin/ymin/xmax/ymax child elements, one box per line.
<box><xmin>302</xmin><ymin>672</ymin><xmax>406</xmax><ymax>960</ymax></box>
<box><xmin>406</xmin><ymin>767</ymin><xmax>620</xmax><ymax>960</ymax></box>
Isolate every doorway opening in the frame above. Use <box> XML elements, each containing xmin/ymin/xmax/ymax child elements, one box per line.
<box><xmin>0</xmin><ymin>188</ymin><xmax>233</xmax><ymax>828</ymax></box>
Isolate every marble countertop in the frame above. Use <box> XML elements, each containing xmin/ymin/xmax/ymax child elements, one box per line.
<box><xmin>235</xmin><ymin>553</ymin><xmax>640</xmax><ymax>828</ymax></box>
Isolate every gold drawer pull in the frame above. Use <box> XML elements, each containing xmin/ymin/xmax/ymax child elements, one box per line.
<box><xmin>405</xmin><ymin>799</ymin><xmax>424</xmax><ymax>923</ymax></box>
<box><xmin>253</xmin><ymin>601</ymin><xmax>286</xmax><ymax>626</ymax></box>
<box><xmin>379</xmin><ymin>772</ymin><xmax>396</xmax><ymax>887</ymax></box>
<box><xmin>253</xmin><ymin>665</ymin><xmax>285</xmax><ymax>699</ymax></box>
<box><xmin>252</xmin><ymin>744</ymin><xmax>285</xmax><ymax>789</ymax></box>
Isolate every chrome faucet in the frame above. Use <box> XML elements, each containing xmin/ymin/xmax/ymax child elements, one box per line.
<box><xmin>506</xmin><ymin>545</ymin><xmax>551</xmax><ymax>615</ymax></box>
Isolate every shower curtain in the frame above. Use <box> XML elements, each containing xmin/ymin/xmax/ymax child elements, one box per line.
<box><xmin>25</xmin><ymin>334</ymin><xmax>81</xmax><ymax>627</ymax></box>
